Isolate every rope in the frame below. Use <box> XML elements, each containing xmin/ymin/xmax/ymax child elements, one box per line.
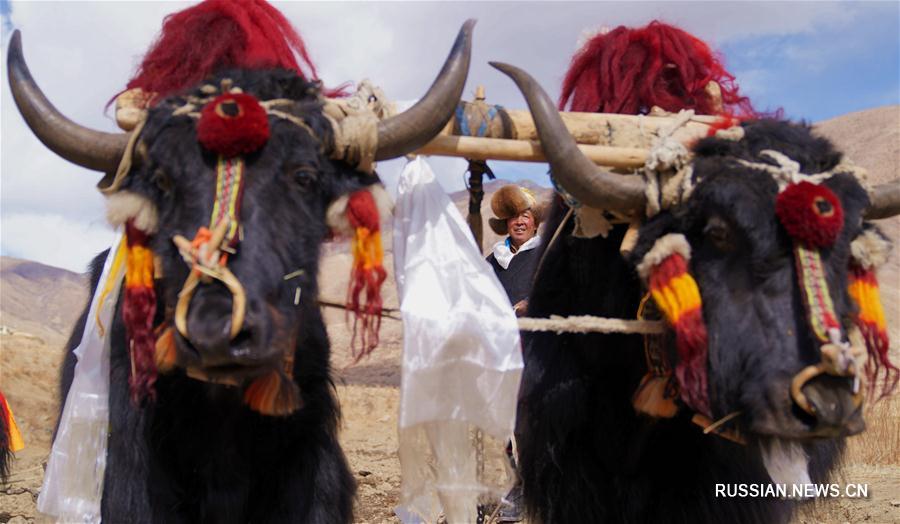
<box><xmin>735</xmin><ymin>150</ymin><xmax>870</xmax><ymax>193</ymax></box>
<box><xmin>101</xmin><ymin>113</ymin><xmax>148</xmax><ymax>194</ymax></box>
<box><xmin>322</xmin><ymin>80</ymin><xmax>396</xmax><ymax>174</ymax></box>
<box><xmin>640</xmin><ymin>109</ymin><xmax>696</xmax><ymax>217</ymax></box>
<box><xmin>517</xmin><ymin>315</ymin><xmax>666</xmax><ymax>335</ymax></box>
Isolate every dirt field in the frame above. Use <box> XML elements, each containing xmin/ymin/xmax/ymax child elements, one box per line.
<box><xmin>3</xmin><ymin>321</ymin><xmax>900</xmax><ymax>523</ymax></box>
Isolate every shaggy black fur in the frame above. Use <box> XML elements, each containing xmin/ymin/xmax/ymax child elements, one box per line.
<box><xmin>517</xmin><ymin>120</ymin><xmax>870</xmax><ymax>523</ymax></box>
<box><xmin>0</xmin><ymin>405</ymin><xmax>10</xmax><ymax>483</ymax></box>
<box><xmin>58</xmin><ymin>69</ymin><xmax>378</xmax><ymax>522</ymax></box>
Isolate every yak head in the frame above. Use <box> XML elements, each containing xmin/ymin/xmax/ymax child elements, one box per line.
<box><xmin>7</xmin><ymin>22</ymin><xmax>473</xmax><ymax>412</ymax></box>
<box><xmin>493</xmin><ymin>62</ymin><xmax>900</xmax><ymax>451</ymax></box>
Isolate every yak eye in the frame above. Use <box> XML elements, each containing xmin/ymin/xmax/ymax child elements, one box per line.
<box><xmin>152</xmin><ymin>168</ymin><xmax>173</xmax><ymax>193</ymax></box>
<box><xmin>704</xmin><ymin>215</ymin><xmax>734</xmax><ymax>252</ymax></box>
<box><xmin>292</xmin><ymin>165</ymin><xmax>319</xmax><ymax>190</ymax></box>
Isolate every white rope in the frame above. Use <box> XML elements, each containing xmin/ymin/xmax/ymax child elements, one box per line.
<box><xmin>517</xmin><ymin>315</ymin><xmax>666</xmax><ymax>335</ymax></box>
<box><xmin>641</xmin><ymin>109</ymin><xmax>696</xmax><ymax>217</ymax></box>
<box><xmin>735</xmin><ymin>150</ymin><xmax>870</xmax><ymax>193</ymax></box>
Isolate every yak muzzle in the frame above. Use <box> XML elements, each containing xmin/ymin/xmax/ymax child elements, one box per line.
<box><xmin>797</xmin><ymin>374</ymin><xmax>865</xmax><ymax>436</ymax></box>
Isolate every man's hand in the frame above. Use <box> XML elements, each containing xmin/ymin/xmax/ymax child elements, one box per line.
<box><xmin>513</xmin><ymin>299</ymin><xmax>528</xmax><ymax>317</ymax></box>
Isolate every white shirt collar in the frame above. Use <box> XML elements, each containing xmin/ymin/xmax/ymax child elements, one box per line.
<box><xmin>491</xmin><ymin>234</ymin><xmax>541</xmax><ymax>270</ymax></box>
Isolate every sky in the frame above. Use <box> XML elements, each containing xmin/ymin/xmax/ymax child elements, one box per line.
<box><xmin>1</xmin><ymin>1</ymin><xmax>898</xmax><ymax>272</ymax></box>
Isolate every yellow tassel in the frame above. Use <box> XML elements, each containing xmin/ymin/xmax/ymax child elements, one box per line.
<box><xmin>650</xmin><ymin>273</ymin><xmax>703</xmax><ymax>325</ymax></box>
<box><xmin>2</xmin><ymin>396</ymin><xmax>24</xmax><ymax>452</ymax></box>
<box><xmin>848</xmin><ymin>275</ymin><xmax>886</xmax><ymax>330</ymax></box>
<box><xmin>96</xmin><ymin>238</ymin><xmax>129</xmax><ymax>335</ymax></box>
<box><xmin>126</xmin><ymin>243</ymin><xmax>155</xmax><ymax>289</ymax></box>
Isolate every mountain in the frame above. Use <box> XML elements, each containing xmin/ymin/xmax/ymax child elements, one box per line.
<box><xmin>0</xmin><ymin>257</ymin><xmax>88</xmax><ymax>345</ymax></box>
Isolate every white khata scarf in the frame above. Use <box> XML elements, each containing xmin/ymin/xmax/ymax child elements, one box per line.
<box><xmin>491</xmin><ymin>234</ymin><xmax>542</xmax><ymax>270</ymax></box>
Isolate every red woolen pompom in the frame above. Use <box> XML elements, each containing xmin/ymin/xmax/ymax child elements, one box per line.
<box><xmin>346</xmin><ymin>190</ymin><xmax>381</xmax><ymax>232</ymax></box>
<box><xmin>197</xmin><ymin>93</ymin><xmax>270</xmax><ymax>157</ymax></box>
<box><xmin>775</xmin><ymin>181</ymin><xmax>843</xmax><ymax>248</ymax></box>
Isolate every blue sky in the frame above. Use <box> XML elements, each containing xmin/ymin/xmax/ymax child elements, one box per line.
<box><xmin>719</xmin><ymin>2</ymin><xmax>899</xmax><ymax>122</ymax></box>
<box><xmin>1</xmin><ymin>1</ymin><xmax>898</xmax><ymax>271</ymax></box>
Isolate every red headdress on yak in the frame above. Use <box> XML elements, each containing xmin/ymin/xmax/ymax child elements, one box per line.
<box><xmin>122</xmin><ymin>0</ymin><xmax>328</xmax><ymax>103</ymax></box>
<box><xmin>557</xmin><ymin>21</ymin><xmax>761</xmax><ymax>121</ymax></box>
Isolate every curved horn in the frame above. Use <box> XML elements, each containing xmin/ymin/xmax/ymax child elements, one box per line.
<box><xmin>490</xmin><ymin>62</ymin><xmax>646</xmax><ymax>213</ymax></box>
<box><xmin>7</xmin><ymin>30</ymin><xmax>129</xmax><ymax>173</ymax></box>
<box><xmin>374</xmin><ymin>19</ymin><xmax>475</xmax><ymax>160</ymax></box>
<box><xmin>865</xmin><ymin>180</ymin><xmax>900</xmax><ymax>220</ymax></box>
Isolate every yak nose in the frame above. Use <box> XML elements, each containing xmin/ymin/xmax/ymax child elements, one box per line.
<box><xmin>184</xmin><ymin>285</ymin><xmax>258</xmax><ymax>366</ymax></box>
<box><xmin>800</xmin><ymin>375</ymin><xmax>865</xmax><ymax>436</ymax></box>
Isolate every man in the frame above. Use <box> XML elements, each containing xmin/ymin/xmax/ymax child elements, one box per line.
<box><xmin>485</xmin><ymin>185</ymin><xmax>543</xmax><ymax>318</ymax></box>
<box><xmin>482</xmin><ymin>184</ymin><xmax>543</xmax><ymax>523</ymax></box>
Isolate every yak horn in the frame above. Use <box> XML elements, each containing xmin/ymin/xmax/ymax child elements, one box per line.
<box><xmin>865</xmin><ymin>180</ymin><xmax>900</xmax><ymax>220</ymax></box>
<box><xmin>374</xmin><ymin>19</ymin><xmax>474</xmax><ymax>160</ymax></box>
<box><xmin>490</xmin><ymin>62</ymin><xmax>646</xmax><ymax>214</ymax></box>
<box><xmin>7</xmin><ymin>30</ymin><xmax>129</xmax><ymax>173</ymax></box>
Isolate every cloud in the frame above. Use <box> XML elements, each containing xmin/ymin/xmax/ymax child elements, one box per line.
<box><xmin>0</xmin><ymin>213</ymin><xmax>115</xmax><ymax>272</ymax></box>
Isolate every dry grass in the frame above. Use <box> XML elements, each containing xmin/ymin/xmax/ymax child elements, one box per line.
<box><xmin>846</xmin><ymin>385</ymin><xmax>900</xmax><ymax>466</ymax></box>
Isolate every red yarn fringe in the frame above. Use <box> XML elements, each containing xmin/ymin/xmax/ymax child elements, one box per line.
<box><xmin>648</xmin><ymin>255</ymin><xmax>710</xmax><ymax>416</ymax></box>
<box><xmin>558</xmin><ymin>21</ymin><xmax>764</xmax><ymax>119</ymax></box>
<box><xmin>850</xmin><ymin>266</ymin><xmax>899</xmax><ymax>400</ymax></box>
<box><xmin>123</xmin><ymin>0</ymin><xmax>337</xmax><ymax>101</ymax></box>
<box><xmin>672</xmin><ymin>308</ymin><xmax>710</xmax><ymax>416</ymax></box>
<box><xmin>345</xmin><ymin>190</ymin><xmax>387</xmax><ymax>361</ymax></box>
<box><xmin>124</xmin><ymin>221</ymin><xmax>158</xmax><ymax>405</ymax></box>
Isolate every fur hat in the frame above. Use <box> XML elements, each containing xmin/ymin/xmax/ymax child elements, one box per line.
<box><xmin>489</xmin><ymin>185</ymin><xmax>543</xmax><ymax>235</ymax></box>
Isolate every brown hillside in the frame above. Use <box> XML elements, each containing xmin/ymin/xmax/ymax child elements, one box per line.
<box><xmin>0</xmin><ymin>258</ymin><xmax>88</xmax><ymax>346</ymax></box>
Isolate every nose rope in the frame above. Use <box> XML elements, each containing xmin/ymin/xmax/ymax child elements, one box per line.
<box><xmin>775</xmin><ymin>180</ymin><xmax>865</xmax><ymax>416</ymax></box>
<box><xmin>172</xmin><ymin>156</ymin><xmax>248</xmax><ymax>342</ymax></box>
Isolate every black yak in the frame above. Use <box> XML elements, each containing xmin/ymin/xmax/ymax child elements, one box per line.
<box><xmin>7</xmin><ymin>20</ymin><xmax>473</xmax><ymax>522</ymax></box>
<box><xmin>492</xmin><ymin>62</ymin><xmax>900</xmax><ymax>523</ymax></box>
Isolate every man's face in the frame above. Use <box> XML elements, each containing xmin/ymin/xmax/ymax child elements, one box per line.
<box><xmin>507</xmin><ymin>209</ymin><xmax>537</xmax><ymax>247</ymax></box>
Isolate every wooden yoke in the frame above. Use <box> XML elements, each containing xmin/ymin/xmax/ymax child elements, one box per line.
<box><xmin>415</xmin><ymin>100</ymin><xmax>717</xmax><ymax>168</ymax></box>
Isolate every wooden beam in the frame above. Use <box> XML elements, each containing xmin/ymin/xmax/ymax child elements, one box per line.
<box><xmin>440</xmin><ymin>104</ymin><xmax>716</xmax><ymax>148</ymax></box>
<box><xmin>414</xmin><ymin>135</ymin><xmax>649</xmax><ymax>168</ymax></box>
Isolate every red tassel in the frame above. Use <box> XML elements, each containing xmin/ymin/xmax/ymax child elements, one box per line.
<box><xmin>124</xmin><ymin>221</ymin><xmax>158</xmax><ymax>405</ymax></box>
<box><xmin>672</xmin><ymin>308</ymin><xmax>709</xmax><ymax>416</ymax></box>
<box><xmin>849</xmin><ymin>265</ymin><xmax>898</xmax><ymax>399</ymax></box>
<box><xmin>345</xmin><ymin>190</ymin><xmax>387</xmax><ymax>361</ymax></box>
<box><xmin>648</xmin><ymin>254</ymin><xmax>710</xmax><ymax>416</ymax></box>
